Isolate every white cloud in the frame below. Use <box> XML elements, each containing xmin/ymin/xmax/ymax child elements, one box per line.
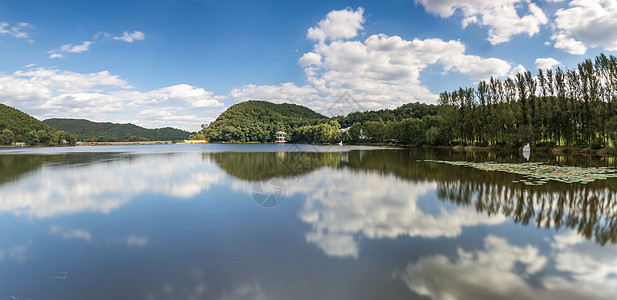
<box><xmin>49</xmin><ymin>30</ymin><xmax>145</xmax><ymax>58</ymax></box>
<box><xmin>298</xmin><ymin>52</ymin><xmax>322</xmax><ymax>67</ymax></box>
<box><xmin>0</xmin><ymin>67</ymin><xmax>224</xmax><ymax>131</ymax></box>
<box><xmin>0</xmin><ymin>21</ymin><xmax>33</xmax><ymax>40</ymax></box>
<box><xmin>551</xmin><ymin>33</ymin><xmax>587</xmax><ymax>55</ymax></box>
<box><xmin>415</xmin><ymin>0</ymin><xmax>548</xmax><ymax>45</ymax></box>
<box><xmin>113</xmin><ymin>31</ymin><xmax>145</xmax><ymax>43</ymax></box>
<box><xmin>307</xmin><ymin>7</ymin><xmax>365</xmax><ymax>42</ymax></box>
<box><xmin>135</xmin><ymin>106</ymin><xmax>219</xmax><ymax>131</ymax></box>
<box><xmin>234</xmin><ymin>8</ymin><xmax>514</xmax><ymax>116</ymax></box>
<box><xmin>50</xmin><ymin>225</ymin><xmax>92</xmax><ymax>241</ymax></box>
<box><xmin>535</xmin><ymin>57</ymin><xmax>561</xmax><ymax>69</ymax></box>
<box><xmin>552</xmin><ymin>0</ymin><xmax>617</xmax><ymax>54</ymax></box>
<box><xmin>230</xmin><ymin>82</ymin><xmax>321</xmax><ymax>105</ymax></box>
<box><xmin>14</xmin><ymin>68</ymin><xmax>131</xmax><ymax>93</ymax></box>
<box><xmin>508</xmin><ymin>64</ymin><xmax>527</xmax><ymax>78</ymax></box>
<box><xmin>148</xmin><ymin>84</ymin><xmax>225</xmax><ymax>108</ymax></box>
<box><xmin>61</xmin><ymin>41</ymin><xmax>92</xmax><ymax>53</ymax></box>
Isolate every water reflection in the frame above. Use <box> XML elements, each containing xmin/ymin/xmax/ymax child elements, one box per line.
<box><xmin>3</xmin><ymin>146</ymin><xmax>617</xmax><ymax>299</ymax></box>
<box><xmin>208</xmin><ymin>149</ymin><xmax>617</xmax><ymax>247</ymax></box>
<box><xmin>0</xmin><ymin>152</ymin><xmax>223</xmax><ymax>217</ymax></box>
<box><xmin>399</xmin><ymin>231</ymin><xmax>617</xmax><ymax>300</ymax></box>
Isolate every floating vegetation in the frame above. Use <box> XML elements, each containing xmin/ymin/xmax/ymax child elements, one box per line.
<box><xmin>425</xmin><ymin>160</ymin><xmax>617</xmax><ymax>186</ymax></box>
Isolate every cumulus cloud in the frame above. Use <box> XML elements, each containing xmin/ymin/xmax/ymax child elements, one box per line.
<box><xmin>508</xmin><ymin>64</ymin><xmax>527</xmax><ymax>78</ymax></box>
<box><xmin>535</xmin><ymin>57</ymin><xmax>561</xmax><ymax>69</ymax></box>
<box><xmin>230</xmin><ymin>82</ymin><xmax>321</xmax><ymax>106</ymax></box>
<box><xmin>0</xmin><ymin>67</ymin><xmax>224</xmax><ymax>131</ymax></box>
<box><xmin>235</xmin><ymin>7</ymin><xmax>514</xmax><ymax>116</ymax></box>
<box><xmin>0</xmin><ymin>21</ymin><xmax>33</xmax><ymax>40</ymax></box>
<box><xmin>113</xmin><ymin>30</ymin><xmax>145</xmax><ymax>43</ymax></box>
<box><xmin>307</xmin><ymin>7</ymin><xmax>365</xmax><ymax>42</ymax></box>
<box><xmin>148</xmin><ymin>84</ymin><xmax>225</xmax><ymax>108</ymax></box>
<box><xmin>415</xmin><ymin>0</ymin><xmax>548</xmax><ymax>45</ymax></box>
<box><xmin>551</xmin><ymin>33</ymin><xmax>587</xmax><ymax>55</ymax></box>
<box><xmin>552</xmin><ymin>0</ymin><xmax>617</xmax><ymax>54</ymax></box>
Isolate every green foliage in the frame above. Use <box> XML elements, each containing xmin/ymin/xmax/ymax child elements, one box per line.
<box><xmin>25</xmin><ymin>130</ymin><xmax>39</xmax><ymax>145</ymax></box>
<box><xmin>0</xmin><ymin>129</ymin><xmax>16</xmax><ymax>145</ymax></box>
<box><xmin>425</xmin><ymin>127</ymin><xmax>449</xmax><ymax>146</ymax></box>
<box><xmin>44</xmin><ymin>118</ymin><xmax>190</xmax><ymax>141</ymax></box>
<box><xmin>606</xmin><ymin>116</ymin><xmax>617</xmax><ymax>147</ymax></box>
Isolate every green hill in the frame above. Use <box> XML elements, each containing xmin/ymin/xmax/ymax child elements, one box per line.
<box><xmin>0</xmin><ymin>103</ymin><xmax>55</xmax><ymax>136</ymax></box>
<box><xmin>190</xmin><ymin>100</ymin><xmax>328</xmax><ymax>142</ymax></box>
<box><xmin>43</xmin><ymin>118</ymin><xmax>191</xmax><ymax>141</ymax></box>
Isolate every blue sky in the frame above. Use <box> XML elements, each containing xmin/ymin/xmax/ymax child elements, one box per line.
<box><xmin>1</xmin><ymin>0</ymin><xmax>616</xmax><ymax>131</ymax></box>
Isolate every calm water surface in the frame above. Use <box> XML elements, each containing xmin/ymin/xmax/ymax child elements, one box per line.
<box><xmin>1</xmin><ymin>144</ymin><xmax>617</xmax><ymax>299</ymax></box>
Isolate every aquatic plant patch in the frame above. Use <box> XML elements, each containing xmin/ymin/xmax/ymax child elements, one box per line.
<box><xmin>424</xmin><ymin>160</ymin><xmax>617</xmax><ymax>186</ymax></box>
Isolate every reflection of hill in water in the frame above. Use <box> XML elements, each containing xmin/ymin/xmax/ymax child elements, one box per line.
<box><xmin>208</xmin><ymin>149</ymin><xmax>617</xmax><ymax>245</ymax></box>
<box><xmin>0</xmin><ymin>152</ymin><xmax>126</xmax><ymax>185</ymax></box>
<box><xmin>0</xmin><ymin>154</ymin><xmax>65</xmax><ymax>185</ymax></box>
<box><xmin>205</xmin><ymin>151</ymin><xmax>342</xmax><ymax>180</ymax></box>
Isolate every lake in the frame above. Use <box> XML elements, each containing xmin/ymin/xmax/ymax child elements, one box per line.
<box><xmin>1</xmin><ymin>144</ymin><xmax>617</xmax><ymax>299</ymax></box>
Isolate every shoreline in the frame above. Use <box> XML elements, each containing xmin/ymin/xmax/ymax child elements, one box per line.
<box><xmin>3</xmin><ymin>141</ymin><xmax>617</xmax><ymax>157</ymax></box>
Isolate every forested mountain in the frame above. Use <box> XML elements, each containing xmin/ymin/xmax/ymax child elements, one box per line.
<box><xmin>0</xmin><ymin>103</ymin><xmax>54</xmax><ymax>136</ymax></box>
<box><xmin>0</xmin><ymin>103</ymin><xmax>76</xmax><ymax>146</ymax></box>
<box><xmin>190</xmin><ymin>100</ymin><xmax>330</xmax><ymax>142</ymax></box>
<box><xmin>44</xmin><ymin>118</ymin><xmax>191</xmax><ymax>142</ymax></box>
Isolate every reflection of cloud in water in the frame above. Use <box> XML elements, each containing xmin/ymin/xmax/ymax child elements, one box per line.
<box><xmin>0</xmin><ymin>154</ymin><xmax>223</xmax><ymax>218</ymax></box>
<box><xmin>297</xmin><ymin>169</ymin><xmax>505</xmax><ymax>258</ymax></box>
<box><xmin>400</xmin><ymin>233</ymin><xmax>617</xmax><ymax>300</ymax></box>
<box><xmin>232</xmin><ymin>168</ymin><xmax>506</xmax><ymax>258</ymax></box>
<box><xmin>0</xmin><ymin>243</ymin><xmax>29</xmax><ymax>262</ymax></box>
<box><xmin>50</xmin><ymin>225</ymin><xmax>92</xmax><ymax>241</ymax></box>
<box><xmin>123</xmin><ymin>234</ymin><xmax>148</xmax><ymax>248</ymax></box>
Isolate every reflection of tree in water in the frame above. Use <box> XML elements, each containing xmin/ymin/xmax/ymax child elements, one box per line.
<box><xmin>435</xmin><ymin>168</ymin><xmax>617</xmax><ymax>245</ymax></box>
<box><xmin>0</xmin><ymin>154</ymin><xmax>65</xmax><ymax>185</ymax></box>
<box><xmin>209</xmin><ymin>148</ymin><xmax>617</xmax><ymax>246</ymax></box>
<box><xmin>205</xmin><ymin>151</ymin><xmax>342</xmax><ymax>181</ymax></box>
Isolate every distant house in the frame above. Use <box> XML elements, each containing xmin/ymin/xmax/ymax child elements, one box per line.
<box><xmin>184</xmin><ymin>140</ymin><xmax>207</xmax><ymax>144</ymax></box>
<box><xmin>275</xmin><ymin>131</ymin><xmax>286</xmax><ymax>143</ymax></box>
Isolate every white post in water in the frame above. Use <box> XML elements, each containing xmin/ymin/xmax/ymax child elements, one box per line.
<box><xmin>522</xmin><ymin>143</ymin><xmax>531</xmax><ymax>160</ymax></box>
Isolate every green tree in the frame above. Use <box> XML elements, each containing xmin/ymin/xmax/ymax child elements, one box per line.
<box><xmin>25</xmin><ymin>130</ymin><xmax>40</xmax><ymax>145</ymax></box>
<box><xmin>0</xmin><ymin>129</ymin><xmax>15</xmax><ymax>145</ymax></box>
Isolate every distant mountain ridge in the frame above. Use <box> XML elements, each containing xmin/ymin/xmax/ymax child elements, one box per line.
<box><xmin>43</xmin><ymin>118</ymin><xmax>191</xmax><ymax>141</ymax></box>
